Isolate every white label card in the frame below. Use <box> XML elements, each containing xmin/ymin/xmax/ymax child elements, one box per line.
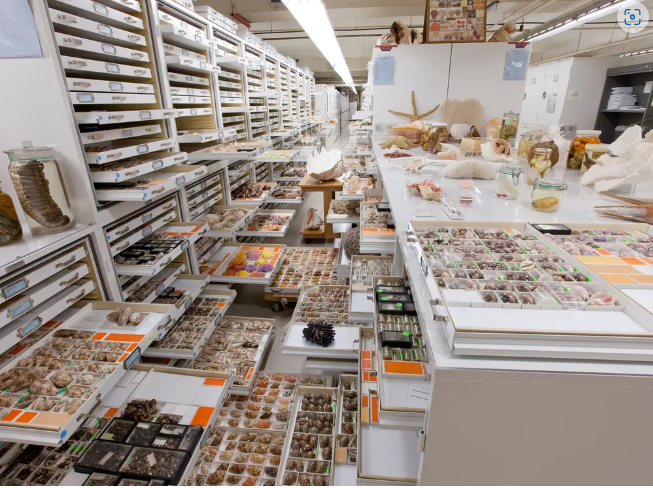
<box><xmin>99</xmin><ymin>452</ymin><xmax>114</xmax><ymax>465</ymax></box>
<box><xmin>406</xmin><ymin>384</ymin><xmax>430</xmax><ymax>404</ymax></box>
<box><xmin>147</xmin><ymin>453</ymin><xmax>157</xmax><ymax>466</ymax></box>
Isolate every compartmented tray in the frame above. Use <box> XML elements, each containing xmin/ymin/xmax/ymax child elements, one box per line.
<box><xmin>235</xmin><ymin>209</ymin><xmax>295</xmax><ymax>238</ymax></box>
<box><xmin>202</xmin><ymin>205</ymin><xmax>259</xmax><ymax>239</ymax></box>
<box><xmin>326</xmin><ymin>200</ymin><xmax>360</xmax><ymax>224</ymax></box>
<box><xmin>125</xmin><ymin>262</ymin><xmax>186</xmax><ymax>304</ymax></box>
<box><xmin>255</xmin><ymin>150</ymin><xmax>297</xmax><ymax>162</ymax></box>
<box><xmin>210</xmin><ymin>244</ymin><xmax>286</xmax><ymax>285</ymax></box>
<box><xmin>348</xmin><ymin>256</ymin><xmax>394</xmax><ymax>323</ymax></box>
<box><xmin>144</xmin><ymin>286</ymin><xmax>236</xmax><ymax>360</ymax></box>
<box><xmin>266</xmin><ymin>186</ymin><xmax>304</xmax><ymax>205</ymax></box>
<box><xmin>230</xmin><ymin>182</ymin><xmax>277</xmax><ymax>205</ymax></box>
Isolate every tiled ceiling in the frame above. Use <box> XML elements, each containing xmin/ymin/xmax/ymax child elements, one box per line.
<box><xmin>196</xmin><ymin>0</ymin><xmax>653</xmax><ymax>82</ymax></box>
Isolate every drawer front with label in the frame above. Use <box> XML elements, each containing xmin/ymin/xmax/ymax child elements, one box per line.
<box><xmin>177</xmin><ymin>107</ymin><xmax>213</xmax><ymax>117</ymax></box>
<box><xmin>50</xmin><ymin>0</ymin><xmax>144</xmax><ymax>30</ymax></box>
<box><xmin>62</xmin><ymin>55</ymin><xmax>152</xmax><ymax>78</ymax></box>
<box><xmin>55</xmin><ymin>32</ymin><xmax>149</xmax><ymax>62</ymax></box>
<box><xmin>169</xmin><ymin>87</ymin><xmax>210</xmax><ymax>96</ymax></box>
<box><xmin>80</xmin><ymin>123</ymin><xmax>161</xmax><ymax>144</ymax></box>
<box><xmin>50</xmin><ymin>8</ymin><xmax>147</xmax><ymax>46</ymax></box>
<box><xmin>76</xmin><ymin>108</ymin><xmax>178</xmax><ymax>125</ymax></box>
<box><xmin>163</xmin><ymin>43</ymin><xmax>206</xmax><ymax>62</ymax></box>
<box><xmin>106</xmin><ymin>197</ymin><xmax>178</xmax><ymax>242</ymax></box>
<box><xmin>85</xmin><ymin>137</ymin><xmax>175</xmax><ymax>164</ymax></box>
<box><xmin>67</xmin><ymin>77</ymin><xmax>154</xmax><ymax>93</ymax></box>
<box><xmin>171</xmin><ymin>95</ymin><xmax>211</xmax><ymax>105</ymax></box>
<box><xmin>72</xmin><ymin>91</ymin><xmax>156</xmax><ymax>105</ymax></box>
<box><xmin>110</xmin><ymin>209</ymin><xmax>177</xmax><ymax>257</ymax></box>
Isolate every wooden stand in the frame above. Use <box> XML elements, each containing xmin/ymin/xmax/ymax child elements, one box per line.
<box><xmin>298</xmin><ymin>174</ymin><xmax>343</xmax><ymax>240</ymax></box>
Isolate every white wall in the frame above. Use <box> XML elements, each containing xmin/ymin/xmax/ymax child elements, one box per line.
<box><xmin>371</xmin><ymin>43</ymin><xmax>530</xmax><ymax>136</ymax></box>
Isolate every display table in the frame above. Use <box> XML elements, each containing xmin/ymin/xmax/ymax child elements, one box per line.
<box><xmin>374</xmin><ymin>140</ymin><xmax>653</xmax><ymax>484</ymax></box>
<box><xmin>298</xmin><ymin>174</ymin><xmax>343</xmax><ymax>240</ymax></box>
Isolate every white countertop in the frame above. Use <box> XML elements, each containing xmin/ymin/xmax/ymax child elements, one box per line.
<box><xmin>375</xmin><ymin>141</ymin><xmax>653</xmax><ymax>375</ymax></box>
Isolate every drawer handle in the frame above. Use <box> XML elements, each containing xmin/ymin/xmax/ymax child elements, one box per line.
<box><xmin>59</xmin><ymin>273</ymin><xmax>80</xmax><ymax>287</ymax></box>
<box><xmin>178</xmin><ymin>29</ymin><xmax>186</xmax><ymax>35</ymax></box>
<box><xmin>163</xmin><ymin>111</ymin><xmax>176</xmax><ymax>116</ymax></box>
<box><xmin>174</xmin><ymin>156</ymin><xmax>185</xmax><ymax>162</ymax></box>
<box><xmin>66</xmin><ymin>290</ymin><xmax>87</xmax><ymax>304</ymax></box>
<box><xmin>162</xmin><ymin>14</ymin><xmax>171</xmax><ymax>20</ymax></box>
<box><xmin>196</xmin><ymin>170</ymin><xmax>205</xmax><ymax>176</ymax></box>
<box><xmin>112</xmin><ymin>96</ymin><xmax>127</xmax><ymax>101</ymax></box>
<box><xmin>56</xmin><ymin>256</ymin><xmax>77</xmax><ymax>269</ymax></box>
<box><xmin>57</xmin><ymin>14</ymin><xmax>78</xmax><ymax>22</ymax></box>
<box><xmin>64</xmin><ymin>37</ymin><xmax>83</xmax><ymax>45</ymax></box>
<box><xmin>124</xmin><ymin>15</ymin><xmax>137</xmax><ymax>23</ymax></box>
<box><xmin>108</xmin><ymin>114</ymin><xmax>125</xmax><ymax>120</ymax></box>
<box><xmin>160</xmin><ymin>142</ymin><xmax>172</xmax><ymax>147</ymax></box>
<box><xmin>107</xmin><ymin>152</ymin><xmax>123</xmax><ymax>158</ymax></box>
<box><xmin>115</xmin><ymin>225</ymin><xmax>130</xmax><ymax>236</ymax></box>
<box><xmin>127</xmin><ymin>34</ymin><xmax>141</xmax><ymax>40</ymax></box>
<box><xmin>68</xmin><ymin>60</ymin><xmax>87</xmax><ymax>67</ymax></box>
<box><xmin>197</xmin><ymin>228</ymin><xmax>207</xmax><ymax>236</ymax></box>
<box><xmin>137</xmin><ymin>85</ymin><xmax>149</xmax><ymax>91</ymax></box>
<box><xmin>115</xmin><ymin>242</ymin><xmax>130</xmax><ymax>252</ymax></box>
<box><xmin>162</xmin><ymin>203</ymin><xmax>174</xmax><ymax>210</ymax></box>
<box><xmin>145</xmin><ymin>128</ymin><xmax>156</xmax><ymax>132</ymax></box>
<box><xmin>134</xmin><ymin>69</ymin><xmax>147</xmax><ymax>75</ymax></box>
<box><xmin>183</xmin><ymin>59</ymin><xmax>193</xmax><ymax>64</ymax></box>
<box><xmin>73</xmin><ymin>81</ymin><xmax>92</xmax><ymax>88</ymax></box>
<box><xmin>87</xmin><ymin>134</ymin><xmax>104</xmax><ymax>141</ymax></box>
<box><xmin>131</xmin><ymin>52</ymin><xmax>144</xmax><ymax>58</ymax></box>
<box><xmin>152</xmin><ymin>187</ymin><xmax>166</xmax><ymax>195</ymax></box>
<box><xmin>124</xmin><ymin>170</ymin><xmax>139</xmax><ymax>176</ymax></box>
<box><xmin>162</xmin><ymin>216</ymin><xmax>173</xmax><ymax>223</ymax></box>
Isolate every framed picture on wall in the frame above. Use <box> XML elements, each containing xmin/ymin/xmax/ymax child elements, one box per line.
<box><xmin>424</xmin><ymin>0</ymin><xmax>487</xmax><ymax>43</ymax></box>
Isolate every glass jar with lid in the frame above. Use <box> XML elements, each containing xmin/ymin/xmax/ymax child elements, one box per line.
<box><xmin>581</xmin><ymin>143</ymin><xmax>610</xmax><ymax>174</ymax></box>
<box><xmin>566</xmin><ymin>130</ymin><xmax>601</xmax><ymax>169</ymax></box>
<box><xmin>527</xmin><ymin>147</ymin><xmax>552</xmax><ymax>185</ymax></box>
<box><xmin>516</xmin><ymin>132</ymin><xmax>533</xmax><ymax>159</ymax></box>
<box><xmin>499</xmin><ymin>111</ymin><xmax>519</xmax><ymax>145</ymax></box>
<box><xmin>531</xmin><ymin>178</ymin><xmax>568</xmax><ymax>212</ymax></box>
<box><xmin>0</xmin><ymin>182</ymin><xmax>23</xmax><ymax>246</ymax></box>
<box><xmin>3</xmin><ymin>142</ymin><xmax>75</xmax><ymax>235</ymax></box>
<box><xmin>497</xmin><ymin>163</ymin><xmax>526</xmax><ymax>200</ymax></box>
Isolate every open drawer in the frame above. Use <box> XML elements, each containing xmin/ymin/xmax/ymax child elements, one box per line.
<box><xmin>151</xmin><ymin>274</ymin><xmax>210</xmax><ymax>328</ymax></box>
<box><xmin>50</xmin><ymin>8</ymin><xmax>147</xmax><ymax>47</ymax></box>
<box><xmin>67</xmin><ymin>77</ymin><xmax>155</xmax><ymax>94</ymax></box>
<box><xmin>0</xmin><ymin>300</ymin><xmax>173</xmax><ymax>446</ymax></box>
<box><xmin>143</xmin><ymin>286</ymin><xmax>236</xmax><ymax>360</ymax></box>
<box><xmin>75</xmin><ymin>108</ymin><xmax>179</xmax><ymax>125</ymax></box>
<box><xmin>235</xmin><ymin>209</ymin><xmax>295</xmax><ymax>237</ymax></box>
<box><xmin>94</xmin><ymin>165</ymin><xmax>206</xmax><ymax>202</ymax></box>
<box><xmin>89</xmin><ymin>151</ymin><xmax>187</xmax><ymax>184</ymax></box>
<box><xmin>125</xmin><ymin>262</ymin><xmax>186</xmax><ymax>304</ymax></box>
<box><xmin>202</xmin><ymin>204</ymin><xmax>258</xmax><ymax>239</ymax></box>
<box><xmin>209</xmin><ymin>243</ymin><xmax>286</xmax><ymax>285</ymax></box>
<box><xmin>266</xmin><ymin>186</ymin><xmax>304</xmax><ymax>204</ymax></box>
<box><xmin>114</xmin><ymin>222</ymin><xmax>208</xmax><ymax>276</ymax></box>
<box><xmin>189</xmin><ymin>193</ymin><xmax>224</xmax><ymax>221</ymax></box>
<box><xmin>187</xmin><ymin>182</ymin><xmax>222</xmax><ymax>209</ymax></box>
<box><xmin>105</xmin><ymin>197</ymin><xmax>177</xmax><ymax>243</ymax></box>
<box><xmin>81</xmin><ymin>124</ymin><xmax>163</xmax><ymax>145</ymax></box>
<box><xmin>84</xmin><ymin>138</ymin><xmax>175</xmax><ymax>165</ymax></box>
<box><xmin>109</xmin><ymin>207</ymin><xmax>176</xmax><ymax>258</ymax></box>
<box><xmin>349</xmin><ymin>256</ymin><xmax>394</xmax><ymax>322</ymax></box>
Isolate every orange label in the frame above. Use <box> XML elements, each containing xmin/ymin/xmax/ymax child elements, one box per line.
<box><xmin>596</xmin><ymin>249</ymin><xmax>613</xmax><ymax>256</ymax></box>
<box><xmin>641</xmin><ymin>257</ymin><xmax>653</xmax><ymax>265</ymax></box>
<box><xmin>371</xmin><ymin>396</ymin><xmax>379</xmax><ymax>424</ymax></box>
<box><xmin>621</xmin><ymin>257</ymin><xmax>645</xmax><ymax>266</ymax></box>
<box><xmin>203</xmin><ymin>378</ymin><xmax>226</xmax><ymax>386</ymax></box>
<box><xmin>361</xmin><ymin>359</ymin><xmax>371</xmax><ymax>370</ymax></box>
<box><xmin>16</xmin><ymin>412</ymin><xmax>38</xmax><ymax>424</ymax></box>
<box><xmin>384</xmin><ymin>361</ymin><xmax>425</xmax><ymax>375</ymax></box>
<box><xmin>362</xmin><ymin>395</ymin><xmax>369</xmax><ymax>408</ymax></box>
<box><xmin>92</xmin><ymin>332</ymin><xmax>108</xmax><ymax>341</ymax></box>
<box><xmin>104</xmin><ymin>333</ymin><xmax>144</xmax><ymax>342</ymax></box>
<box><xmin>601</xmin><ymin>274</ymin><xmax>638</xmax><ymax>285</ymax></box>
<box><xmin>125</xmin><ymin>344</ymin><xmax>137</xmax><ymax>353</ymax></box>
<box><xmin>632</xmin><ymin>275</ymin><xmax>653</xmax><ymax>284</ymax></box>
<box><xmin>105</xmin><ymin>407</ymin><xmax>119</xmax><ymax>418</ymax></box>
<box><xmin>2</xmin><ymin>410</ymin><xmax>22</xmax><ymax>422</ymax></box>
<box><xmin>191</xmin><ymin>406</ymin><xmax>214</xmax><ymax>427</ymax></box>
<box><xmin>361</xmin><ymin>350</ymin><xmax>371</xmax><ymax>360</ymax></box>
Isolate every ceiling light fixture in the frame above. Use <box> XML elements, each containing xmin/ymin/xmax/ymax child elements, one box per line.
<box><xmin>522</xmin><ymin>0</ymin><xmax>638</xmax><ymax>42</ymax></box>
<box><xmin>280</xmin><ymin>0</ymin><xmax>357</xmax><ymax>93</ymax></box>
<box><xmin>619</xmin><ymin>48</ymin><xmax>653</xmax><ymax>57</ymax></box>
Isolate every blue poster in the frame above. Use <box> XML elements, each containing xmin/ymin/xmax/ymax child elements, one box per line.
<box><xmin>504</xmin><ymin>50</ymin><xmax>529</xmax><ymax>81</ymax></box>
<box><xmin>373</xmin><ymin>56</ymin><xmax>395</xmax><ymax>85</ymax></box>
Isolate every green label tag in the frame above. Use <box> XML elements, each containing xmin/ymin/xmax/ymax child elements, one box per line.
<box><xmin>395</xmin><ymin>303</ymin><xmax>402</xmax><ymax>308</ymax></box>
<box><xmin>381</xmin><ymin>297</ymin><xmax>388</xmax><ymax>301</ymax></box>
<box><xmin>377</xmin><ymin>288</ymin><xmax>384</xmax><ymax>293</ymax></box>
<box><xmin>402</xmin><ymin>331</ymin><xmax>410</xmax><ymax>336</ymax></box>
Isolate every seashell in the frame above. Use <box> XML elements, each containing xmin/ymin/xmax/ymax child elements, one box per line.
<box><xmin>520</xmin><ymin>261</ymin><xmax>535</xmax><ymax>271</ymax></box>
<box><xmin>533</xmin><ymin>197</ymin><xmax>560</xmax><ymax>210</ymax></box>
<box><xmin>570</xmin><ymin>286</ymin><xmax>589</xmax><ymax>301</ymax></box>
<box><xmin>587</xmin><ymin>292</ymin><xmax>615</xmax><ymax>306</ymax></box>
<box><xmin>129</xmin><ymin>312</ymin><xmax>143</xmax><ymax>325</ymax></box>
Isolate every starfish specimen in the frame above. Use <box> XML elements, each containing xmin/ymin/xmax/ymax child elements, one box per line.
<box><xmin>389</xmin><ymin>91</ymin><xmax>440</xmax><ymax>122</ymax></box>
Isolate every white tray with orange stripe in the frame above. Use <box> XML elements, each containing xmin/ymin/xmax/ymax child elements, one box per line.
<box><xmin>0</xmin><ymin>300</ymin><xmax>173</xmax><ymax>446</ymax></box>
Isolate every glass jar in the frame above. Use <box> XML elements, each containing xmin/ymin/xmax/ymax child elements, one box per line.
<box><xmin>0</xmin><ymin>182</ymin><xmax>23</xmax><ymax>246</ymax></box>
<box><xmin>499</xmin><ymin>111</ymin><xmax>519</xmax><ymax>145</ymax></box>
<box><xmin>4</xmin><ymin>142</ymin><xmax>75</xmax><ymax>235</ymax></box>
<box><xmin>427</xmin><ymin>123</ymin><xmax>449</xmax><ymax>154</ymax></box>
<box><xmin>566</xmin><ymin>130</ymin><xmax>601</xmax><ymax>170</ymax></box>
<box><xmin>516</xmin><ymin>132</ymin><xmax>533</xmax><ymax>159</ymax></box>
<box><xmin>458</xmin><ymin>179</ymin><xmax>474</xmax><ymax>206</ymax></box>
<box><xmin>527</xmin><ymin>147</ymin><xmax>552</xmax><ymax>185</ymax></box>
<box><xmin>581</xmin><ymin>143</ymin><xmax>610</xmax><ymax>174</ymax></box>
<box><xmin>531</xmin><ymin>178</ymin><xmax>568</xmax><ymax>212</ymax></box>
<box><xmin>497</xmin><ymin>163</ymin><xmax>526</xmax><ymax>200</ymax></box>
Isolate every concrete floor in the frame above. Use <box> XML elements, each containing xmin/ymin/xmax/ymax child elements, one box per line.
<box><xmin>228</xmin><ymin>127</ymin><xmax>347</xmax><ymax>373</ymax></box>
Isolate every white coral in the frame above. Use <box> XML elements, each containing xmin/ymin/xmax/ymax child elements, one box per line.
<box><xmin>442</xmin><ymin>160</ymin><xmax>497</xmax><ymax>180</ymax></box>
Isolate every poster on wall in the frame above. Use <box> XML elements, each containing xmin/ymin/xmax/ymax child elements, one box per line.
<box><xmin>424</xmin><ymin>0</ymin><xmax>487</xmax><ymax>43</ymax></box>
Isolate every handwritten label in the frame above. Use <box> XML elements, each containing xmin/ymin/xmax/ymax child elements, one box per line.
<box><xmin>147</xmin><ymin>453</ymin><xmax>157</xmax><ymax>467</ymax></box>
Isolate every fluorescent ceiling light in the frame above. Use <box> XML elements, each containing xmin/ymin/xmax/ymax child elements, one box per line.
<box><xmin>619</xmin><ymin>48</ymin><xmax>653</xmax><ymax>57</ymax></box>
<box><xmin>526</xmin><ymin>0</ymin><xmax>638</xmax><ymax>42</ymax></box>
<box><xmin>281</xmin><ymin>0</ymin><xmax>357</xmax><ymax>93</ymax></box>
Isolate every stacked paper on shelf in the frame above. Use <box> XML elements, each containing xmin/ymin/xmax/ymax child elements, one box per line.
<box><xmin>607</xmin><ymin>87</ymin><xmax>638</xmax><ymax>110</ymax></box>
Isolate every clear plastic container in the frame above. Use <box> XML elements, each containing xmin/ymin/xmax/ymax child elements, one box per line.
<box><xmin>581</xmin><ymin>143</ymin><xmax>609</xmax><ymax>174</ymax></box>
<box><xmin>531</xmin><ymin>178</ymin><xmax>568</xmax><ymax>213</ymax></box>
<box><xmin>0</xmin><ymin>182</ymin><xmax>23</xmax><ymax>245</ymax></box>
<box><xmin>527</xmin><ymin>147</ymin><xmax>552</xmax><ymax>185</ymax></box>
<box><xmin>499</xmin><ymin>111</ymin><xmax>519</xmax><ymax>144</ymax></box>
<box><xmin>516</xmin><ymin>132</ymin><xmax>533</xmax><ymax>159</ymax></box>
<box><xmin>566</xmin><ymin>130</ymin><xmax>601</xmax><ymax>170</ymax></box>
<box><xmin>4</xmin><ymin>142</ymin><xmax>75</xmax><ymax>235</ymax></box>
<box><xmin>496</xmin><ymin>163</ymin><xmax>525</xmax><ymax>200</ymax></box>
<box><xmin>458</xmin><ymin>180</ymin><xmax>474</xmax><ymax>207</ymax></box>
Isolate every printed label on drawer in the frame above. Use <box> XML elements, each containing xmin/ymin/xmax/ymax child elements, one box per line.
<box><xmin>152</xmin><ymin>160</ymin><xmax>163</xmax><ymax>169</ymax></box>
<box><xmin>142</xmin><ymin>225</ymin><xmax>153</xmax><ymax>237</ymax></box>
<box><xmin>142</xmin><ymin>212</ymin><xmax>152</xmax><ymax>223</ymax></box>
<box><xmin>185</xmin><ymin>297</ymin><xmax>192</xmax><ymax>309</ymax></box>
<box><xmin>120</xmin><ymin>129</ymin><xmax>133</xmax><ymax>137</ymax></box>
<box><xmin>98</xmin><ymin>24</ymin><xmax>113</xmax><ymax>35</ymax></box>
<box><xmin>200</xmin><ymin>62</ymin><xmax>206</xmax><ymax>69</ymax></box>
<box><xmin>189</xmin><ymin>97</ymin><xmax>196</xmax><ymax>103</ymax></box>
<box><xmin>185</xmin><ymin>75</ymin><xmax>193</xmax><ymax>81</ymax></box>
<box><xmin>181</xmin><ymin>240</ymin><xmax>190</xmax><ymax>250</ymax></box>
<box><xmin>187</xmin><ymin>88</ymin><xmax>194</xmax><ymax>95</ymax></box>
<box><xmin>194</xmin><ymin>35</ymin><xmax>202</xmax><ymax>43</ymax></box>
<box><xmin>176</xmin><ymin>176</ymin><xmax>185</xmax><ymax>185</ymax></box>
<box><xmin>203</xmin><ymin>201</ymin><xmax>210</xmax><ymax>210</ymax></box>
<box><xmin>101</xmin><ymin>44</ymin><xmax>117</xmax><ymax>54</ymax></box>
<box><xmin>156</xmin><ymin>284</ymin><xmax>165</xmax><ymax>296</ymax></box>
<box><xmin>9</xmin><ymin>298</ymin><xmax>33</xmax><ymax>319</ymax></box>
<box><xmin>123</xmin><ymin>347</ymin><xmax>140</xmax><ymax>369</ymax></box>
<box><xmin>77</xmin><ymin>93</ymin><xmax>94</xmax><ymax>103</ymax></box>
<box><xmin>182</xmin><ymin>49</ymin><xmax>189</xmax><ymax>56</ymax></box>
<box><xmin>2</xmin><ymin>278</ymin><xmax>29</xmax><ymax>300</ymax></box>
<box><xmin>109</xmin><ymin>82</ymin><xmax>123</xmax><ymax>91</ymax></box>
<box><xmin>201</xmin><ymin>191</ymin><xmax>209</xmax><ymax>199</ymax></box>
<box><xmin>18</xmin><ymin>316</ymin><xmax>42</xmax><ymax>338</ymax></box>
<box><xmin>93</xmin><ymin>2</ymin><xmax>109</xmax><ymax>15</ymax></box>
<box><xmin>139</xmin><ymin>111</ymin><xmax>151</xmax><ymax>119</ymax></box>
<box><xmin>190</xmin><ymin>109</ymin><xmax>197</xmax><ymax>115</ymax></box>
<box><xmin>137</xmin><ymin>144</ymin><xmax>148</xmax><ymax>154</ymax></box>
<box><xmin>105</xmin><ymin>63</ymin><xmax>119</xmax><ymax>73</ymax></box>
